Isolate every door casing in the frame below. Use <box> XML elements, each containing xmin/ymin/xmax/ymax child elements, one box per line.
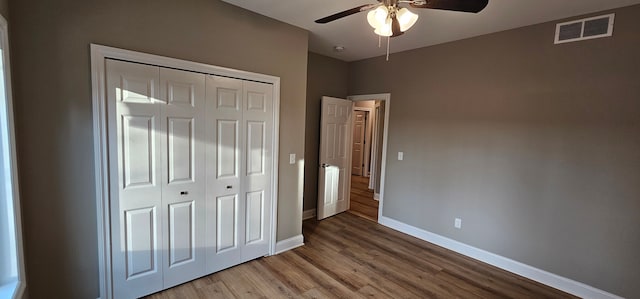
<box><xmin>347</xmin><ymin>94</ymin><xmax>391</xmax><ymax>222</ymax></box>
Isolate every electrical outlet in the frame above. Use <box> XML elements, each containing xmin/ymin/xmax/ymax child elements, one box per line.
<box><xmin>454</xmin><ymin>218</ymin><xmax>462</xmax><ymax>229</ymax></box>
<box><xmin>289</xmin><ymin>153</ymin><xmax>296</xmax><ymax>164</ymax></box>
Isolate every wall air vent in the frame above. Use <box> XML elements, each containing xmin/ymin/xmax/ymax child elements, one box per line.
<box><xmin>554</xmin><ymin>13</ymin><xmax>615</xmax><ymax>44</ymax></box>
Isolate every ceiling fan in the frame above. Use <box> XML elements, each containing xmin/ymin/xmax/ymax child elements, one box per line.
<box><xmin>315</xmin><ymin>0</ymin><xmax>489</xmax><ymax>38</ymax></box>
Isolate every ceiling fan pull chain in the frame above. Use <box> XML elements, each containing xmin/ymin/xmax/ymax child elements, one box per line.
<box><xmin>378</xmin><ymin>35</ymin><xmax>382</xmax><ymax>48</ymax></box>
<box><xmin>386</xmin><ymin>36</ymin><xmax>390</xmax><ymax>61</ymax></box>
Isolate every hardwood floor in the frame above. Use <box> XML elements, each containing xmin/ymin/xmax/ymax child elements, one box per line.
<box><xmin>145</xmin><ymin>213</ymin><xmax>576</xmax><ymax>299</ymax></box>
<box><xmin>348</xmin><ymin>175</ymin><xmax>379</xmax><ymax>221</ymax></box>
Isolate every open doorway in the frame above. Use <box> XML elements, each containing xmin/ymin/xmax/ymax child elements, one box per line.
<box><xmin>347</xmin><ymin>97</ymin><xmax>386</xmax><ymax>222</ymax></box>
<box><xmin>315</xmin><ymin>93</ymin><xmax>390</xmax><ymax>223</ymax></box>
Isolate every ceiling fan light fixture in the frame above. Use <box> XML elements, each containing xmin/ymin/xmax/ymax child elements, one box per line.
<box><xmin>373</xmin><ymin>17</ymin><xmax>393</xmax><ymax>37</ymax></box>
<box><xmin>391</xmin><ymin>16</ymin><xmax>405</xmax><ymax>37</ymax></box>
<box><xmin>396</xmin><ymin>8</ymin><xmax>419</xmax><ymax>32</ymax></box>
<box><xmin>367</xmin><ymin>6</ymin><xmax>389</xmax><ymax>29</ymax></box>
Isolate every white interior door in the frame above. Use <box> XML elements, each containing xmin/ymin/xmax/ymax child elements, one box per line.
<box><xmin>317</xmin><ymin>96</ymin><xmax>353</xmax><ymax>220</ymax></box>
<box><xmin>159</xmin><ymin>68</ymin><xmax>206</xmax><ymax>288</ymax></box>
<box><xmin>107</xmin><ymin>59</ymin><xmax>163</xmax><ymax>299</ymax></box>
<box><xmin>351</xmin><ymin>110</ymin><xmax>366</xmax><ymax>176</ymax></box>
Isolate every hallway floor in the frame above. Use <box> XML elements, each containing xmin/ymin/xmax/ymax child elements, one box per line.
<box><xmin>348</xmin><ymin>175</ymin><xmax>378</xmax><ymax>221</ymax></box>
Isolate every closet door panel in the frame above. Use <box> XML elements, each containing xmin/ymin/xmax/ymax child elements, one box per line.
<box><xmin>205</xmin><ymin>75</ymin><xmax>244</xmax><ymax>273</ymax></box>
<box><xmin>121</xmin><ymin>114</ymin><xmax>155</xmax><ymax>188</ymax></box>
<box><xmin>216</xmin><ymin>194</ymin><xmax>237</xmax><ymax>252</ymax></box>
<box><xmin>245</xmin><ymin>190</ymin><xmax>264</xmax><ymax>244</ymax></box>
<box><xmin>160</xmin><ymin>68</ymin><xmax>206</xmax><ymax>288</ymax></box>
<box><xmin>124</xmin><ymin>207</ymin><xmax>157</xmax><ymax>278</ymax></box>
<box><xmin>241</xmin><ymin>81</ymin><xmax>273</xmax><ymax>261</ymax></box>
<box><xmin>107</xmin><ymin>59</ymin><xmax>163</xmax><ymax>299</ymax></box>
<box><xmin>167</xmin><ymin>117</ymin><xmax>194</xmax><ymax>183</ymax></box>
<box><xmin>217</xmin><ymin>120</ymin><xmax>239</xmax><ymax>178</ymax></box>
<box><xmin>167</xmin><ymin>201</ymin><xmax>195</xmax><ymax>264</ymax></box>
<box><xmin>246</xmin><ymin>121</ymin><xmax>265</xmax><ymax>176</ymax></box>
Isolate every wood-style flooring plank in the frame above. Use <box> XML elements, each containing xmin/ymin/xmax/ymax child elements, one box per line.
<box><xmin>214</xmin><ymin>265</ymin><xmax>265</xmax><ymax>299</ymax></box>
<box><xmin>348</xmin><ymin>175</ymin><xmax>378</xmax><ymax>221</ymax></box>
<box><xmin>195</xmin><ymin>281</ymin><xmax>236</xmax><ymax>299</ymax></box>
<box><xmin>144</xmin><ymin>213</ymin><xmax>577</xmax><ymax>299</ymax></box>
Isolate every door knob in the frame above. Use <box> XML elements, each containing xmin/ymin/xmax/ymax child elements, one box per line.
<box><xmin>180</xmin><ymin>191</ymin><xmax>189</xmax><ymax>195</ymax></box>
<box><xmin>226</xmin><ymin>185</ymin><xmax>233</xmax><ymax>189</ymax></box>
<box><xmin>321</xmin><ymin>163</ymin><xmax>330</xmax><ymax>168</ymax></box>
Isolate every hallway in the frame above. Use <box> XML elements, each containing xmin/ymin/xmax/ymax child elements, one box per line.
<box><xmin>348</xmin><ymin>175</ymin><xmax>378</xmax><ymax>222</ymax></box>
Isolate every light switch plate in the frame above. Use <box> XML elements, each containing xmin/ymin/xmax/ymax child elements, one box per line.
<box><xmin>398</xmin><ymin>151</ymin><xmax>404</xmax><ymax>160</ymax></box>
<box><xmin>289</xmin><ymin>153</ymin><xmax>296</xmax><ymax>164</ymax></box>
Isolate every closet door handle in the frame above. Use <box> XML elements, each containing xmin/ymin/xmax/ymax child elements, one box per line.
<box><xmin>226</xmin><ymin>185</ymin><xmax>233</xmax><ymax>189</ymax></box>
<box><xmin>180</xmin><ymin>191</ymin><xmax>189</xmax><ymax>195</ymax></box>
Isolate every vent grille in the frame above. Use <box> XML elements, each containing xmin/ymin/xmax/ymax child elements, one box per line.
<box><xmin>555</xmin><ymin>13</ymin><xmax>614</xmax><ymax>44</ymax></box>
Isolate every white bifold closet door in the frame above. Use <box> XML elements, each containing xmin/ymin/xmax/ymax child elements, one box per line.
<box><xmin>205</xmin><ymin>75</ymin><xmax>273</xmax><ymax>273</ymax></box>
<box><xmin>158</xmin><ymin>67</ymin><xmax>207</xmax><ymax>288</ymax></box>
<box><xmin>106</xmin><ymin>59</ymin><xmax>273</xmax><ymax>299</ymax></box>
<box><xmin>108</xmin><ymin>59</ymin><xmax>165</xmax><ymax>299</ymax></box>
<box><xmin>107</xmin><ymin>59</ymin><xmax>207</xmax><ymax>298</ymax></box>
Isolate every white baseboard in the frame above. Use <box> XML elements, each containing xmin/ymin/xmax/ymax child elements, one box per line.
<box><xmin>378</xmin><ymin>216</ymin><xmax>623</xmax><ymax>299</ymax></box>
<box><xmin>274</xmin><ymin>234</ymin><xmax>304</xmax><ymax>255</ymax></box>
<box><xmin>303</xmin><ymin>209</ymin><xmax>316</xmax><ymax>220</ymax></box>
<box><xmin>373</xmin><ymin>193</ymin><xmax>380</xmax><ymax>200</ymax></box>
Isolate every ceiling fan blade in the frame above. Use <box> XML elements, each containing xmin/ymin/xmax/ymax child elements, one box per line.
<box><xmin>315</xmin><ymin>4</ymin><xmax>377</xmax><ymax>24</ymax></box>
<box><xmin>410</xmin><ymin>0</ymin><xmax>489</xmax><ymax>13</ymax></box>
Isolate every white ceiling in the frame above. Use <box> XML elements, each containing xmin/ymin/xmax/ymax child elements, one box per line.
<box><xmin>221</xmin><ymin>0</ymin><xmax>640</xmax><ymax>61</ymax></box>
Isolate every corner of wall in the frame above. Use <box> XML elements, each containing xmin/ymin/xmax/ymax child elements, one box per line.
<box><xmin>274</xmin><ymin>234</ymin><xmax>304</xmax><ymax>255</ymax></box>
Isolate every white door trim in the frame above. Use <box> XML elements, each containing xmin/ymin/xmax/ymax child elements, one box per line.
<box><xmin>347</xmin><ymin>94</ymin><xmax>390</xmax><ymax>223</ymax></box>
<box><xmin>369</xmin><ymin>102</ymin><xmax>381</xmax><ymax>190</ymax></box>
<box><xmin>0</xmin><ymin>13</ymin><xmax>27</xmax><ymax>299</ymax></box>
<box><xmin>90</xmin><ymin>44</ymin><xmax>281</xmax><ymax>299</ymax></box>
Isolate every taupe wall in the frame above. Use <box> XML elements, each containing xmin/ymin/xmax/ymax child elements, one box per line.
<box><xmin>9</xmin><ymin>0</ymin><xmax>307</xmax><ymax>298</ymax></box>
<box><xmin>304</xmin><ymin>52</ymin><xmax>348</xmax><ymax>211</ymax></box>
<box><xmin>0</xmin><ymin>0</ymin><xmax>8</xmax><ymax>20</ymax></box>
<box><xmin>350</xmin><ymin>5</ymin><xmax>640</xmax><ymax>298</ymax></box>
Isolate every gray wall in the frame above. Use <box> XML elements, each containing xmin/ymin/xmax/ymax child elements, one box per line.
<box><xmin>9</xmin><ymin>0</ymin><xmax>307</xmax><ymax>298</ymax></box>
<box><xmin>350</xmin><ymin>5</ymin><xmax>640</xmax><ymax>298</ymax></box>
<box><xmin>0</xmin><ymin>0</ymin><xmax>8</xmax><ymax>20</ymax></box>
<box><xmin>304</xmin><ymin>52</ymin><xmax>348</xmax><ymax>211</ymax></box>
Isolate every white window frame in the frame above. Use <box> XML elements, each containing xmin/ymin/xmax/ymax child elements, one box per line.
<box><xmin>0</xmin><ymin>13</ymin><xmax>26</xmax><ymax>299</ymax></box>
